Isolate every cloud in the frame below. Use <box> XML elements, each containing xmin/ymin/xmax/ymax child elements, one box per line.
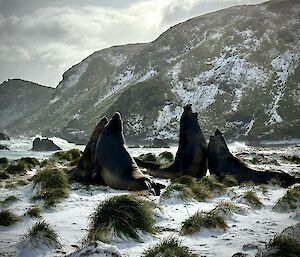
<box><xmin>0</xmin><ymin>0</ymin><xmax>268</xmax><ymax>87</ymax></box>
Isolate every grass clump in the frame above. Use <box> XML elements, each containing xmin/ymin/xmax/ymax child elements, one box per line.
<box><xmin>0</xmin><ymin>171</ymin><xmax>10</xmax><ymax>179</ymax></box>
<box><xmin>273</xmin><ymin>186</ymin><xmax>300</xmax><ymax>212</ymax></box>
<box><xmin>87</xmin><ymin>194</ymin><xmax>156</xmax><ymax>242</ymax></box>
<box><xmin>158</xmin><ymin>151</ymin><xmax>174</xmax><ymax>164</ymax></box>
<box><xmin>26</xmin><ymin>206</ymin><xmax>42</xmax><ymax>218</ymax></box>
<box><xmin>142</xmin><ymin>237</ymin><xmax>198</xmax><ymax>257</ymax></box>
<box><xmin>139</xmin><ymin>153</ymin><xmax>157</xmax><ymax>162</ymax></box>
<box><xmin>256</xmin><ymin>235</ymin><xmax>300</xmax><ymax>257</ymax></box>
<box><xmin>211</xmin><ymin>201</ymin><xmax>244</xmax><ymax>218</ymax></box>
<box><xmin>181</xmin><ymin>210</ymin><xmax>228</xmax><ymax>235</ymax></box>
<box><xmin>163</xmin><ymin>175</ymin><xmax>227</xmax><ymax>202</ymax></box>
<box><xmin>23</xmin><ymin>220</ymin><xmax>61</xmax><ymax>248</ymax></box>
<box><xmin>242</xmin><ymin>191</ymin><xmax>262</xmax><ymax>208</ymax></box>
<box><xmin>283</xmin><ymin>155</ymin><xmax>300</xmax><ymax>164</ymax></box>
<box><xmin>0</xmin><ymin>209</ymin><xmax>22</xmax><ymax>226</ymax></box>
<box><xmin>220</xmin><ymin>175</ymin><xmax>239</xmax><ymax>187</ymax></box>
<box><xmin>53</xmin><ymin>149</ymin><xmax>81</xmax><ymax>161</ymax></box>
<box><xmin>0</xmin><ymin>195</ymin><xmax>19</xmax><ymax>206</ymax></box>
<box><xmin>0</xmin><ymin>157</ymin><xmax>9</xmax><ymax>168</ymax></box>
<box><xmin>32</xmin><ymin>168</ymin><xmax>69</xmax><ymax>206</ymax></box>
<box><xmin>5</xmin><ymin>161</ymin><xmax>26</xmax><ymax>175</ymax></box>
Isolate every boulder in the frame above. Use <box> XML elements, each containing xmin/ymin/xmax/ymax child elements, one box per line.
<box><xmin>31</xmin><ymin>138</ymin><xmax>61</xmax><ymax>151</ymax></box>
<box><xmin>0</xmin><ymin>144</ymin><xmax>9</xmax><ymax>150</ymax></box>
<box><xmin>0</xmin><ymin>133</ymin><xmax>10</xmax><ymax>140</ymax></box>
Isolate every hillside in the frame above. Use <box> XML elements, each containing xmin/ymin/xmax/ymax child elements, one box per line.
<box><xmin>1</xmin><ymin>0</ymin><xmax>299</xmax><ymax>142</ymax></box>
<box><xmin>0</xmin><ymin>79</ymin><xmax>54</xmax><ymax>135</ymax></box>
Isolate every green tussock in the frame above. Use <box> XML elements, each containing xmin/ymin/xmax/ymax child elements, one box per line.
<box><xmin>158</xmin><ymin>151</ymin><xmax>174</xmax><ymax>164</ymax></box>
<box><xmin>273</xmin><ymin>186</ymin><xmax>300</xmax><ymax>212</ymax></box>
<box><xmin>142</xmin><ymin>237</ymin><xmax>198</xmax><ymax>257</ymax></box>
<box><xmin>139</xmin><ymin>153</ymin><xmax>157</xmax><ymax>162</ymax></box>
<box><xmin>243</xmin><ymin>191</ymin><xmax>262</xmax><ymax>208</ymax></box>
<box><xmin>32</xmin><ymin>168</ymin><xmax>69</xmax><ymax>206</ymax></box>
<box><xmin>0</xmin><ymin>171</ymin><xmax>10</xmax><ymax>179</ymax></box>
<box><xmin>220</xmin><ymin>175</ymin><xmax>239</xmax><ymax>187</ymax></box>
<box><xmin>0</xmin><ymin>195</ymin><xmax>19</xmax><ymax>205</ymax></box>
<box><xmin>24</xmin><ymin>220</ymin><xmax>61</xmax><ymax>248</ymax></box>
<box><xmin>163</xmin><ymin>175</ymin><xmax>226</xmax><ymax>202</ymax></box>
<box><xmin>283</xmin><ymin>155</ymin><xmax>300</xmax><ymax>164</ymax></box>
<box><xmin>26</xmin><ymin>206</ymin><xmax>42</xmax><ymax>218</ymax></box>
<box><xmin>211</xmin><ymin>201</ymin><xmax>242</xmax><ymax>218</ymax></box>
<box><xmin>256</xmin><ymin>235</ymin><xmax>300</xmax><ymax>257</ymax></box>
<box><xmin>0</xmin><ymin>209</ymin><xmax>22</xmax><ymax>226</ymax></box>
<box><xmin>5</xmin><ymin>158</ymin><xmax>39</xmax><ymax>175</ymax></box>
<box><xmin>87</xmin><ymin>194</ymin><xmax>156</xmax><ymax>242</ymax></box>
<box><xmin>0</xmin><ymin>157</ymin><xmax>9</xmax><ymax>168</ymax></box>
<box><xmin>181</xmin><ymin>210</ymin><xmax>228</xmax><ymax>235</ymax></box>
<box><xmin>53</xmin><ymin>149</ymin><xmax>81</xmax><ymax>161</ymax></box>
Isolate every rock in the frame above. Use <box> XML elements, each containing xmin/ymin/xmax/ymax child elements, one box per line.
<box><xmin>0</xmin><ymin>133</ymin><xmax>10</xmax><ymax>140</ymax></box>
<box><xmin>66</xmin><ymin>241</ymin><xmax>123</xmax><ymax>257</ymax></box>
<box><xmin>232</xmin><ymin>253</ymin><xmax>248</xmax><ymax>257</ymax></box>
<box><xmin>0</xmin><ymin>144</ymin><xmax>9</xmax><ymax>150</ymax></box>
<box><xmin>31</xmin><ymin>137</ymin><xmax>61</xmax><ymax>151</ymax></box>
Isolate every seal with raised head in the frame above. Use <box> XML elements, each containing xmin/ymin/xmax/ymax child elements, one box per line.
<box><xmin>94</xmin><ymin>112</ymin><xmax>164</xmax><ymax>195</ymax></box>
<box><xmin>208</xmin><ymin>129</ymin><xmax>300</xmax><ymax>187</ymax></box>
<box><xmin>135</xmin><ymin>104</ymin><xmax>207</xmax><ymax>179</ymax></box>
<box><xmin>69</xmin><ymin>116</ymin><xmax>108</xmax><ymax>183</ymax></box>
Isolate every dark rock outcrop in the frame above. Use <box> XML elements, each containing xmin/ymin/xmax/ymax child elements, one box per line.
<box><xmin>0</xmin><ymin>133</ymin><xmax>10</xmax><ymax>140</ymax></box>
<box><xmin>31</xmin><ymin>138</ymin><xmax>61</xmax><ymax>151</ymax></box>
<box><xmin>0</xmin><ymin>144</ymin><xmax>9</xmax><ymax>150</ymax></box>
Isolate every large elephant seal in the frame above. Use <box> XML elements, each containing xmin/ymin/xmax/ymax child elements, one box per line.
<box><xmin>69</xmin><ymin>116</ymin><xmax>108</xmax><ymax>183</ymax></box>
<box><xmin>208</xmin><ymin>129</ymin><xmax>300</xmax><ymax>187</ymax></box>
<box><xmin>135</xmin><ymin>104</ymin><xmax>207</xmax><ymax>179</ymax></box>
<box><xmin>94</xmin><ymin>112</ymin><xmax>164</xmax><ymax>195</ymax></box>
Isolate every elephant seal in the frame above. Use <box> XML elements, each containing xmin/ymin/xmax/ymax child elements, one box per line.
<box><xmin>208</xmin><ymin>129</ymin><xmax>300</xmax><ymax>187</ymax></box>
<box><xmin>94</xmin><ymin>112</ymin><xmax>165</xmax><ymax>195</ymax></box>
<box><xmin>135</xmin><ymin>104</ymin><xmax>207</xmax><ymax>179</ymax></box>
<box><xmin>69</xmin><ymin>116</ymin><xmax>108</xmax><ymax>183</ymax></box>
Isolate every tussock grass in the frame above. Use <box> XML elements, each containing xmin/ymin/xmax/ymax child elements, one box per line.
<box><xmin>0</xmin><ymin>195</ymin><xmax>19</xmax><ymax>205</ymax></box>
<box><xmin>181</xmin><ymin>210</ymin><xmax>228</xmax><ymax>235</ymax></box>
<box><xmin>220</xmin><ymin>175</ymin><xmax>239</xmax><ymax>187</ymax></box>
<box><xmin>158</xmin><ymin>151</ymin><xmax>174</xmax><ymax>164</ymax></box>
<box><xmin>26</xmin><ymin>206</ymin><xmax>42</xmax><ymax>218</ymax></box>
<box><xmin>87</xmin><ymin>194</ymin><xmax>156</xmax><ymax>242</ymax></box>
<box><xmin>53</xmin><ymin>149</ymin><xmax>81</xmax><ymax>161</ymax></box>
<box><xmin>163</xmin><ymin>175</ymin><xmax>227</xmax><ymax>202</ymax></box>
<box><xmin>5</xmin><ymin>157</ymin><xmax>39</xmax><ymax>175</ymax></box>
<box><xmin>24</xmin><ymin>220</ymin><xmax>61</xmax><ymax>248</ymax></box>
<box><xmin>283</xmin><ymin>155</ymin><xmax>300</xmax><ymax>164</ymax></box>
<box><xmin>0</xmin><ymin>171</ymin><xmax>9</xmax><ymax>179</ymax></box>
<box><xmin>256</xmin><ymin>235</ymin><xmax>300</xmax><ymax>257</ymax></box>
<box><xmin>5</xmin><ymin>161</ymin><xmax>26</xmax><ymax>175</ymax></box>
<box><xmin>142</xmin><ymin>237</ymin><xmax>198</xmax><ymax>257</ymax></box>
<box><xmin>0</xmin><ymin>157</ymin><xmax>9</xmax><ymax>168</ymax></box>
<box><xmin>139</xmin><ymin>153</ymin><xmax>157</xmax><ymax>162</ymax></box>
<box><xmin>211</xmin><ymin>201</ymin><xmax>243</xmax><ymax>218</ymax></box>
<box><xmin>32</xmin><ymin>168</ymin><xmax>69</xmax><ymax>206</ymax></box>
<box><xmin>273</xmin><ymin>186</ymin><xmax>300</xmax><ymax>212</ymax></box>
<box><xmin>0</xmin><ymin>209</ymin><xmax>22</xmax><ymax>226</ymax></box>
<box><xmin>243</xmin><ymin>191</ymin><xmax>262</xmax><ymax>208</ymax></box>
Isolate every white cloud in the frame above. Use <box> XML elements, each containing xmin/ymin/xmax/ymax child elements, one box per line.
<box><xmin>0</xmin><ymin>0</ymin><xmax>268</xmax><ymax>87</ymax></box>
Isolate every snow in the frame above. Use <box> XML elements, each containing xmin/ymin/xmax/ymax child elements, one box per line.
<box><xmin>0</xmin><ymin>142</ymin><xmax>300</xmax><ymax>257</ymax></box>
<box><xmin>63</xmin><ymin>62</ymin><xmax>89</xmax><ymax>90</ymax></box>
<box><xmin>267</xmin><ymin>49</ymin><xmax>300</xmax><ymax>124</ymax></box>
<box><xmin>138</xmin><ymin>69</ymin><xmax>157</xmax><ymax>83</ymax></box>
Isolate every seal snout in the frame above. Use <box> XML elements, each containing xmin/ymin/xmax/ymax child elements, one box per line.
<box><xmin>214</xmin><ymin>128</ymin><xmax>223</xmax><ymax>135</ymax></box>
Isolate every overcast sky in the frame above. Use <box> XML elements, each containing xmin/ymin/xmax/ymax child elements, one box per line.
<box><xmin>0</xmin><ymin>0</ymin><xmax>268</xmax><ymax>87</ymax></box>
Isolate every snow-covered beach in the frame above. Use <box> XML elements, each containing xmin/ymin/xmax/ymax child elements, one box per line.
<box><xmin>0</xmin><ymin>138</ymin><xmax>299</xmax><ymax>257</ymax></box>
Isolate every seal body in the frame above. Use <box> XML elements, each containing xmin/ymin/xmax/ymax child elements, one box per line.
<box><xmin>69</xmin><ymin>116</ymin><xmax>108</xmax><ymax>183</ymax></box>
<box><xmin>95</xmin><ymin>112</ymin><xmax>164</xmax><ymax>194</ymax></box>
<box><xmin>208</xmin><ymin>129</ymin><xmax>300</xmax><ymax>187</ymax></box>
<box><xmin>135</xmin><ymin>104</ymin><xmax>207</xmax><ymax>179</ymax></box>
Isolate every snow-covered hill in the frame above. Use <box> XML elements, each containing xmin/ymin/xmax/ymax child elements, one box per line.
<box><xmin>1</xmin><ymin>0</ymin><xmax>299</xmax><ymax>142</ymax></box>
